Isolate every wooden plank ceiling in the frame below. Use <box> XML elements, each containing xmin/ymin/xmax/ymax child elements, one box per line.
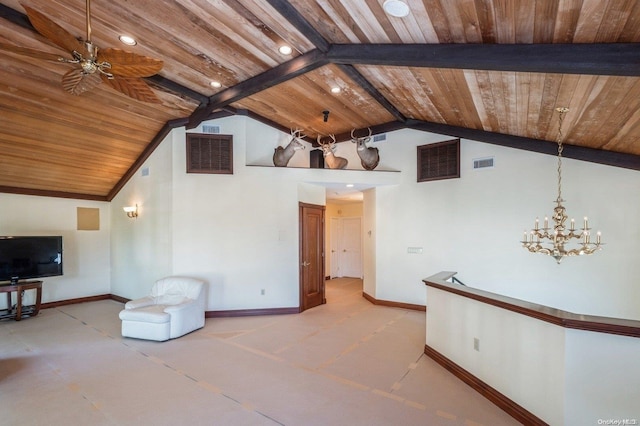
<box><xmin>0</xmin><ymin>0</ymin><xmax>639</xmax><ymax>200</ymax></box>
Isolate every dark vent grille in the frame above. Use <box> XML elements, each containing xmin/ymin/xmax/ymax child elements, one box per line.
<box><xmin>417</xmin><ymin>139</ymin><xmax>460</xmax><ymax>182</ymax></box>
<box><xmin>187</xmin><ymin>134</ymin><xmax>233</xmax><ymax>174</ymax></box>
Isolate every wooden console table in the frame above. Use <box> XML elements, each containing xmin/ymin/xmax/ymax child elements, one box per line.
<box><xmin>0</xmin><ymin>280</ymin><xmax>42</xmax><ymax>321</ymax></box>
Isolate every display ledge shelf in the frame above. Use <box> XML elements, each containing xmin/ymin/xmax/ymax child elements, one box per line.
<box><xmin>423</xmin><ymin>271</ymin><xmax>640</xmax><ymax>339</ymax></box>
<box><xmin>245</xmin><ymin>164</ymin><xmax>401</xmax><ymax>173</ymax></box>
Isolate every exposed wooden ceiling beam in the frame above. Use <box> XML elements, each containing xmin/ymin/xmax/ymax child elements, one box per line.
<box><xmin>328</xmin><ymin>43</ymin><xmax>640</xmax><ymax>76</ymax></box>
<box><xmin>264</xmin><ymin>0</ymin><xmax>330</xmax><ymax>53</ymax></box>
<box><xmin>186</xmin><ymin>48</ymin><xmax>329</xmax><ymax>129</ymax></box>
<box><xmin>406</xmin><ymin>119</ymin><xmax>640</xmax><ymax>171</ymax></box>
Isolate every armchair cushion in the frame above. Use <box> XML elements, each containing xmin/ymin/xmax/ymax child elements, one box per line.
<box><xmin>119</xmin><ymin>276</ymin><xmax>206</xmax><ymax>341</ymax></box>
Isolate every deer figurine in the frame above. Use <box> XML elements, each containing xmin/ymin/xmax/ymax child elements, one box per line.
<box><xmin>273</xmin><ymin>129</ymin><xmax>306</xmax><ymax>167</ymax></box>
<box><xmin>318</xmin><ymin>134</ymin><xmax>348</xmax><ymax>169</ymax></box>
<box><xmin>351</xmin><ymin>128</ymin><xmax>379</xmax><ymax>170</ymax></box>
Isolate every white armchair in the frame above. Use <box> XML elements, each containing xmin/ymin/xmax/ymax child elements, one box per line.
<box><xmin>119</xmin><ymin>276</ymin><xmax>206</xmax><ymax>341</ymax></box>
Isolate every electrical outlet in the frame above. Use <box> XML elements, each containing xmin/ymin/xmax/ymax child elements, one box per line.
<box><xmin>260</xmin><ymin>289</ymin><xmax>265</xmax><ymax>295</ymax></box>
<box><xmin>473</xmin><ymin>338</ymin><xmax>480</xmax><ymax>351</ymax></box>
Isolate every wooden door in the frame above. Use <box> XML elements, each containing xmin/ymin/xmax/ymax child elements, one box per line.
<box><xmin>299</xmin><ymin>203</ymin><xmax>325</xmax><ymax>311</ymax></box>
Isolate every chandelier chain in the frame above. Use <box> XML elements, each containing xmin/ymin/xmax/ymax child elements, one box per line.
<box><xmin>556</xmin><ymin>108</ymin><xmax>566</xmax><ymax>201</ymax></box>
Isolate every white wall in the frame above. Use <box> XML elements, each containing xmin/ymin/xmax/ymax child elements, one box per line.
<box><xmin>108</xmin><ymin>116</ymin><xmax>400</xmax><ymax>311</ymax></box>
<box><xmin>0</xmin><ymin>193</ymin><xmax>110</xmax><ymax>305</ymax></box>
<box><xmin>370</xmin><ymin>129</ymin><xmax>640</xmax><ymax>320</ymax></box>
<box><xmin>426</xmin><ymin>284</ymin><xmax>640</xmax><ymax>425</ymax></box>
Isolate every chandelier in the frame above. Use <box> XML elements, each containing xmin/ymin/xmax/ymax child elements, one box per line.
<box><xmin>521</xmin><ymin>107</ymin><xmax>603</xmax><ymax>264</ymax></box>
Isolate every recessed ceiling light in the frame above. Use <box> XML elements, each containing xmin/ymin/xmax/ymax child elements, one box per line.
<box><xmin>118</xmin><ymin>35</ymin><xmax>137</xmax><ymax>46</ymax></box>
<box><xmin>331</xmin><ymin>87</ymin><xmax>341</xmax><ymax>94</ymax></box>
<box><xmin>278</xmin><ymin>45</ymin><xmax>293</xmax><ymax>55</ymax></box>
<box><xmin>346</xmin><ymin>184</ymin><xmax>354</xmax><ymax>188</ymax></box>
<box><xmin>383</xmin><ymin>0</ymin><xmax>410</xmax><ymax>18</ymax></box>
<box><xmin>210</xmin><ymin>81</ymin><xmax>222</xmax><ymax>88</ymax></box>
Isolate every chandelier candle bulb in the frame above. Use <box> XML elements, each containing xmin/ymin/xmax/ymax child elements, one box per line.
<box><xmin>570</xmin><ymin>218</ymin><xmax>575</xmax><ymax>231</ymax></box>
<box><xmin>597</xmin><ymin>232</ymin><xmax>601</xmax><ymax>244</ymax></box>
<box><xmin>535</xmin><ymin>218</ymin><xmax>539</xmax><ymax>230</ymax></box>
<box><xmin>544</xmin><ymin>217</ymin><xmax>548</xmax><ymax>229</ymax></box>
<box><xmin>584</xmin><ymin>217</ymin><xmax>588</xmax><ymax>229</ymax></box>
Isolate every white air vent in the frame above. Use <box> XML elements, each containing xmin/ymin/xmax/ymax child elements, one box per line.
<box><xmin>373</xmin><ymin>133</ymin><xmax>387</xmax><ymax>142</ymax></box>
<box><xmin>202</xmin><ymin>125</ymin><xmax>221</xmax><ymax>134</ymax></box>
<box><xmin>473</xmin><ymin>157</ymin><xmax>494</xmax><ymax>170</ymax></box>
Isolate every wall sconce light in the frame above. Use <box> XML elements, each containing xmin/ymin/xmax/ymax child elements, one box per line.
<box><xmin>123</xmin><ymin>204</ymin><xmax>138</xmax><ymax>219</ymax></box>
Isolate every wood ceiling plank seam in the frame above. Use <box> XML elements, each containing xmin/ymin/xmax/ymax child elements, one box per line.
<box><xmin>339</xmin><ymin>0</ymin><xmax>393</xmax><ymax>43</ymax></box>
<box><xmin>0</xmin><ymin>149</ymin><xmax>130</xmax><ymax>177</ymax></box>
<box><xmin>593</xmin><ymin>0</ymin><xmax>637</xmax><ymax>42</ymax></box>
<box><xmin>412</xmin><ymin>67</ymin><xmax>459</xmax><ymax>124</ymax></box>
<box><xmin>525</xmin><ymin>73</ymin><xmax>547</xmax><ymax>140</ymax></box>
<box><xmin>514</xmin><ymin>72</ymin><xmax>531</xmax><ymax>136</ymax></box>
<box><xmin>367</xmin><ymin>66</ymin><xmax>428</xmax><ymax>121</ymax></box>
<box><xmin>456</xmin><ymin>0</ymin><xmax>484</xmax><ymax>43</ymax></box>
<box><xmin>0</xmin><ymin>105</ymin><xmax>155</xmax><ymax>151</ymax></box>
<box><xmin>552</xmin><ymin>0</ymin><xmax>582</xmax><ymax>43</ymax></box>
<box><xmin>0</xmin><ymin>145</ymin><xmax>140</xmax><ymax>172</ymax></box>
<box><xmin>448</xmin><ymin>68</ymin><xmax>484</xmax><ymax>130</ymax></box>
<box><xmin>180</xmin><ymin>0</ymin><xmax>284</xmax><ymax>70</ymax></box>
<box><xmin>536</xmin><ymin>74</ymin><xmax>564</xmax><ymax>141</ymax></box>
<box><xmin>585</xmin><ymin>77</ymin><xmax>640</xmax><ymax>149</ymax></box>
<box><xmin>618</xmin><ymin>0</ymin><xmax>640</xmax><ymax>42</ymax></box>
<box><xmin>0</xmin><ymin>86</ymin><xmax>169</xmax><ymax>141</ymax></box>
<box><xmin>472</xmin><ymin>69</ymin><xmax>501</xmax><ymax>133</ymax></box>
<box><xmin>466</xmin><ymin>69</ymin><xmax>496</xmax><ymax>132</ymax></box>
<box><xmin>425</xmin><ymin>0</ymin><xmax>460</xmax><ymax>43</ymax></box>
<box><xmin>368</xmin><ymin>0</ymin><xmax>407</xmax><ymax>43</ymax></box>
<box><xmin>472</xmin><ymin>0</ymin><xmax>497</xmax><ymax>43</ymax></box>
<box><xmin>0</xmin><ymin>133</ymin><xmax>146</xmax><ymax>164</ymax></box>
<box><xmin>604</xmin><ymin>107</ymin><xmax>640</xmax><ymax>154</ymax></box>
<box><xmin>0</xmin><ymin>101</ymin><xmax>162</xmax><ymax>146</ymax></box>
<box><xmin>236</xmin><ymin>0</ymin><xmax>317</xmax><ymax>52</ymax></box>
<box><xmin>337</xmin><ymin>64</ymin><xmax>406</xmax><ymax>122</ymax></box>
<box><xmin>532</xmin><ymin>0</ymin><xmax>558</xmax><ymax>43</ymax></box>
<box><xmin>550</xmin><ymin>74</ymin><xmax>583</xmax><ymax>142</ymax></box>
<box><xmin>394</xmin><ymin>1</ymin><xmax>438</xmax><ymax>43</ymax></box>
<box><xmin>513</xmin><ymin>0</ymin><xmax>535</xmax><ymax>43</ymax></box>
<box><xmin>266</xmin><ymin>0</ymin><xmax>331</xmax><ymax>51</ymax></box>
<box><xmin>572</xmin><ymin>0</ymin><xmax>606</xmax><ymax>43</ymax></box>
<box><xmin>486</xmin><ymin>70</ymin><xmax>509</xmax><ymax>134</ymax></box>
<box><xmin>398</xmin><ymin>67</ymin><xmax>445</xmax><ymax>122</ymax></box>
<box><xmin>311</xmin><ymin>0</ymin><xmax>365</xmax><ymax>43</ymax></box>
<box><xmin>502</xmin><ymin>71</ymin><xmax>518</xmax><ymax>135</ymax></box>
<box><xmin>561</xmin><ymin>74</ymin><xmax>603</xmax><ymax>143</ymax></box>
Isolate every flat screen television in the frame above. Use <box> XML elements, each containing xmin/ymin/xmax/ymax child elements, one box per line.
<box><xmin>0</xmin><ymin>236</ymin><xmax>63</xmax><ymax>284</ymax></box>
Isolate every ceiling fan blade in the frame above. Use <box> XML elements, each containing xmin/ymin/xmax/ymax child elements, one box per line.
<box><xmin>62</xmin><ymin>69</ymin><xmax>101</xmax><ymax>95</ymax></box>
<box><xmin>100</xmin><ymin>75</ymin><xmax>161</xmax><ymax>103</ymax></box>
<box><xmin>22</xmin><ymin>4</ymin><xmax>87</xmax><ymax>56</ymax></box>
<box><xmin>98</xmin><ymin>48</ymin><xmax>163</xmax><ymax>77</ymax></box>
<box><xmin>0</xmin><ymin>42</ymin><xmax>69</xmax><ymax>62</ymax></box>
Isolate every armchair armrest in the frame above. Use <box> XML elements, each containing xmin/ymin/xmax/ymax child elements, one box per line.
<box><xmin>125</xmin><ymin>296</ymin><xmax>156</xmax><ymax>310</ymax></box>
<box><xmin>163</xmin><ymin>299</ymin><xmax>196</xmax><ymax>314</ymax></box>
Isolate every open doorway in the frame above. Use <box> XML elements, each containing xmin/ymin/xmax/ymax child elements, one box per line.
<box><xmin>325</xmin><ymin>198</ymin><xmax>364</xmax><ymax>306</ymax></box>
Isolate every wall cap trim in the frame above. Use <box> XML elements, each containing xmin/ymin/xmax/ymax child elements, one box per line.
<box><xmin>423</xmin><ymin>271</ymin><xmax>640</xmax><ymax>338</ymax></box>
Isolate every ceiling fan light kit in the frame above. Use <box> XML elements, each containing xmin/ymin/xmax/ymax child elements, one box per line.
<box><xmin>3</xmin><ymin>1</ymin><xmax>164</xmax><ymax>103</ymax></box>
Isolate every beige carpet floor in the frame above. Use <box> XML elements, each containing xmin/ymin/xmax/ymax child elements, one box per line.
<box><xmin>0</xmin><ymin>278</ymin><xmax>519</xmax><ymax>425</ymax></box>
